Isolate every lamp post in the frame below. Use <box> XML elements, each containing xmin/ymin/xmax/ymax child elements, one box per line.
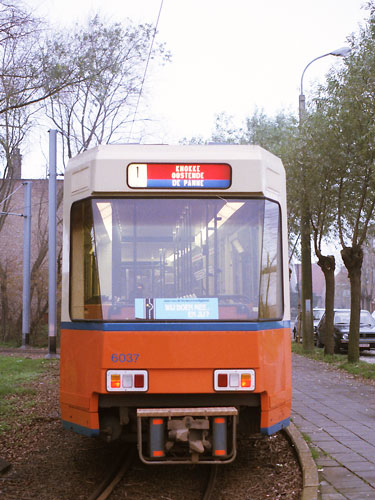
<box><xmin>299</xmin><ymin>47</ymin><xmax>351</xmax><ymax>121</ymax></box>
<box><xmin>299</xmin><ymin>46</ymin><xmax>351</xmax><ymax>352</ymax></box>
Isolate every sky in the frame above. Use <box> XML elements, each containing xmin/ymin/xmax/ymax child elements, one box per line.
<box><xmin>23</xmin><ymin>0</ymin><xmax>369</xmax><ymax>176</ymax></box>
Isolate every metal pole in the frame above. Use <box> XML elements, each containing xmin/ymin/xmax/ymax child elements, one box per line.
<box><xmin>47</xmin><ymin>130</ymin><xmax>58</xmax><ymax>358</ymax></box>
<box><xmin>298</xmin><ymin>88</ymin><xmax>314</xmax><ymax>352</ymax></box>
<box><xmin>21</xmin><ymin>181</ymin><xmax>32</xmax><ymax>348</ymax></box>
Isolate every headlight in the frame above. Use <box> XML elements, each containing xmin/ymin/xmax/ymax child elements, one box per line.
<box><xmin>342</xmin><ymin>333</ymin><xmax>349</xmax><ymax>341</ymax></box>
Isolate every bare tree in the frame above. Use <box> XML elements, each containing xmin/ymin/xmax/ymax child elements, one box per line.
<box><xmin>0</xmin><ymin>7</ymin><xmax>171</xmax><ymax>344</ymax></box>
<box><xmin>0</xmin><ymin>2</ymin><xmax>120</xmax><ymax>116</ymax></box>
<box><xmin>43</xmin><ymin>15</ymin><xmax>171</xmax><ymax>161</ymax></box>
<box><xmin>0</xmin><ymin>8</ymin><xmax>39</xmax><ymax>237</ymax></box>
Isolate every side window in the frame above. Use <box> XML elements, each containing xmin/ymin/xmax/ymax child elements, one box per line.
<box><xmin>70</xmin><ymin>200</ymin><xmax>102</xmax><ymax>320</ymax></box>
<box><xmin>259</xmin><ymin>200</ymin><xmax>283</xmax><ymax>320</ymax></box>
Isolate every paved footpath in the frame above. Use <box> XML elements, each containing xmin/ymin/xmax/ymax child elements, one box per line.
<box><xmin>292</xmin><ymin>353</ymin><xmax>375</xmax><ymax>500</ymax></box>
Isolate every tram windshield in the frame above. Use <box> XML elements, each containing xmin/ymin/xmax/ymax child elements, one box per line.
<box><xmin>70</xmin><ymin>197</ymin><xmax>283</xmax><ymax>321</ymax></box>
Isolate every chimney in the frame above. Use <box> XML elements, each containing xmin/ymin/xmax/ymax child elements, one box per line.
<box><xmin>11</xmin><ymin>148</ymin><xmax>22</xmax><ymax>179</ymax></box>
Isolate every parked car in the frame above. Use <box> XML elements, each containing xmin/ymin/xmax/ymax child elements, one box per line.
<box><xmin>316</xmin><ymin>309</ymin><xmax>375</xmax><ymax>353</ymax></box>
<box><xmin>292</xmin><ymin>308</ymin><xmax>325</xmax><ymax>343</ymax></box>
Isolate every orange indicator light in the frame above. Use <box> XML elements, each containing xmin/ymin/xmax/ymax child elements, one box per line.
<box><xmin>214</xmin><ymin>450</ymin><xmax>226</xmax><ymax>456</ymax></box>
<box><xmin>153</xmin><ymin>450</ymin><xmax>164</xmax><ymax>457</ymax></box>
<box><xmin>110</xmin><ymin>374</ymin><xmax>121</xmax><ymax>388</ymax></box>
<box><xmin>241</xmin><ymin>373</ymin><xmax>251</xmax><ymax>387</ymax></box>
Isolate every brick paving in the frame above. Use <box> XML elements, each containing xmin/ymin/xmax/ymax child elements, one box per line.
<box><xmin>292</xmin><ymin>353</ymin><xmax>375</xmax><ymax>500</ymax></box>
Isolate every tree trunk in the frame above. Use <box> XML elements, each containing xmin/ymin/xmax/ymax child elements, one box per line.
<box><xmin>0</xmin><ymin>265</ymin><xmax>9</xmax><ymax>341</ymax></box>
<box><xmin>301</xmin><ymin>211</ymin><xmax>314</xmax><ymax>353</ymax></box>
<box><xmin>341</xmin><ymin>245</ymin><xmax>363</xmax><ymax>363</ymax></box>
<box><xmin>317</xmin><ymin>254</ymin><xmax>335</xmax><ymax>355</ymax></box>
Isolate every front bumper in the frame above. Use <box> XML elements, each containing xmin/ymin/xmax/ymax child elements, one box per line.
<box><xmin>339</xmin><ymin>338</ymin><xmax>375</xmax><ymax>349</ymax></box>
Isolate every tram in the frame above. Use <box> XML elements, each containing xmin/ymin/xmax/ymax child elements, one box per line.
<box><xmin>60</xmin><ymin>144</ymin><xmax>291</xmax><ymax>464</ymax></box>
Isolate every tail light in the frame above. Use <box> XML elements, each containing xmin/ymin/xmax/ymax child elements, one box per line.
<box><xmin>214</xmin><ymin>369</ymin><xmax>255</xmax><ymax>391</ymax></box>
<box><xmin>106</xmin><ymin>370</ymin><xmax>148</xmax><ymax>392</ymax></box>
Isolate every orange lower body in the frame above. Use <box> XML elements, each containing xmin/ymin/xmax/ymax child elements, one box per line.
<box><xmin>60</xmin><ymin>323</ymin><xmax>292</xmax><ymax>437</ymax></box>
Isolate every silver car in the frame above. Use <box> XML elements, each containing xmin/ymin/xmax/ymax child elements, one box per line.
<box><xmin>317</xmin><ymin>309</ymin><xmax>375</xmax><ymax>353</ymax></box>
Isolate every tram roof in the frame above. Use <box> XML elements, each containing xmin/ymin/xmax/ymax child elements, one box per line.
<box><xmin>65</xmin><ymin>144</ymin><xmax>285</xmax><ymax>200</ymax></box>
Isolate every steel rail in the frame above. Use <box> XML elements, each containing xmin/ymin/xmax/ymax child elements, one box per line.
<box><xmin>202</xmin><ymin>464</ymin><xmax>219</xmax><ymax>500</ymax></box>
<box><xmin>88</xmin><ymin>445</ymin><xmax>218</xmax><ymax>500</ymax></box>
<box><xmin>88</xmin><ymin>445</ymin><xmax>137</xmax><ymax>500</ymax></box>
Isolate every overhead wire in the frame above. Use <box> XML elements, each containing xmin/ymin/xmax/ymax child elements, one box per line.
<box><xmin>128</xmin><ymin>0</ymin><xmax>164</xmax><ymax>142</ymax></box>
<box><xmin>0</xmin><ymin>182</ymin><xmax>24</xmax><ymax>206</ymax></box>
<box><xmin>1</xmin><ymin>181</ymin><xmax>63</xmax><ymax>214</ymax></box>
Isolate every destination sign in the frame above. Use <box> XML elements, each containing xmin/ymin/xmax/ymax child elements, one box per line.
<box><xmin>127</xmin><ymin>163</ymin><xmax>231</xmax><ymax>189</ymax></box>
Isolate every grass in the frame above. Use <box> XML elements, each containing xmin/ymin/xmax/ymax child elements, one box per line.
<box><xmin>0</xmin><ymin>356</ymin><xmax>53</xmax><ymax>432</ymax></box>
<box><xmin>0</xmin><ymin>357</ymin><xmax>49</xmax><ymax>395</ymax></box>
<box><xmin>310</xmin><ymin>446</ymin><xmax>320</xmax><ymax>460</ymax></box>
<box><xmin>300</xmin><ymin>431</ymin><xmax>321</xmax><ymax>459</ymax></box>
<box><xmin>0</xmin><ymin>340</ymin><xmax>20</xmax><ymax>349</ymax></box>
<box><xmin>301</xmin><ymin>432</ymin><xmax>312</xmax><ymax>443</ymax></box>
<box><xmin>292</xmin><ymin>342</ymin><xmax>375</xmax><ymax>381</ymax></box>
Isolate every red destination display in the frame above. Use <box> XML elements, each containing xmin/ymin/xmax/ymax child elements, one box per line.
<box><xmin>127</xmin><ymin>163</ymin><xmax>231</xmax><ymax>189</ymax></box>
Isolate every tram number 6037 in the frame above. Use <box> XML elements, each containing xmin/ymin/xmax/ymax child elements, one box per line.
<box><xmin>111</xmin><ymin>353</ymin><xmax>140</xmax><ymax>363</ymax></box>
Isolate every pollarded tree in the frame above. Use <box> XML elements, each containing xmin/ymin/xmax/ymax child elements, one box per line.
<box><xmin>296</xmin><ymin>107</ymin><xmax>342</xmax><ymax>355</ymax></box>
<box><xmin>212</xmin><ymin>108</ymin><xmax>341</xmax><ymax>355</ymax></box>
<box><xmin>313</xmin><ymin>3</ymin><xmax>375</xmax><ymax>362</ymax></box>
<box><xmin>360</xmin><ymin>229</ymin><xmax>375</xmax><ymax>311</ymax></box>
<box><xmin>43</xmin><ymin>15</ymin><xmax>171</xmax><ymax>161</ymax></box>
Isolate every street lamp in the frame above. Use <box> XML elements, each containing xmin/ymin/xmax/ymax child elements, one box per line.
<box><xmin>298</xmin><ymin>46</ymin><xmax>351</xmax><ymax>351</ymax></box>
<box><xmin>299</xmin><ymin>47</ymin><xmax>351</xmax><ymax>120</ymax></box>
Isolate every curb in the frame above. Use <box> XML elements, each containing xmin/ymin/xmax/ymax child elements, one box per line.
<box><xmin>285</xmin><ymin>422</ymin><xmax>319</xmax><ymax>500</ymax></box>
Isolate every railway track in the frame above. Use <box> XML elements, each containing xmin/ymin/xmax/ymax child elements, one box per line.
<box><xmin>202</xmin><ymin>464</ymin><xmax>218</xmax><ymax>500</ymax></box>
<box><xmin>88</xmin><ymin>445</ymin><xmax>137</xmax><ymax>500</ymax></box>
<box><xmin>88</xmin><ymin>445</ymin><xmax>219</xmax><ymax>500</ymax></box>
